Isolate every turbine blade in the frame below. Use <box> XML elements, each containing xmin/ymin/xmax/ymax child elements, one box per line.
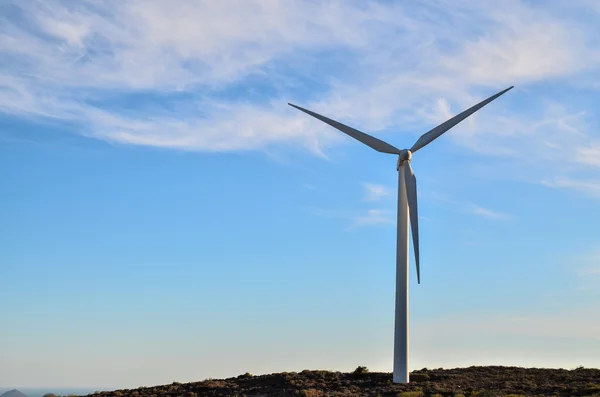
<box><xmin>288</xmin><ymin>103</ymin><xmax>402</xmax><ymax>155</ymax></box>
<box><xmin>403</xmin><ymin>161</ymin><xmax>420</xmax><ymax>284</ymax></box>
<box><xmin>410</xmin><ymin>86</ymin><xmax>514</xmax><ymax>153</ymax></box>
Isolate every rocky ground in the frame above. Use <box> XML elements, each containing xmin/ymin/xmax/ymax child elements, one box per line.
<box><xmin>85</xmin><ymin>366</ymin><xmax>600</xmax><ymax>397</ymax></box>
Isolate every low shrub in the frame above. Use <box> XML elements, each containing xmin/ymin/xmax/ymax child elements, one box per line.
<box><xmin>411</xmin><ymin>373</ymin><xmax>430</xmax><ymax>382</ymax></box>
<box><xmin>297</xmin><ymin>389</ymin><xmax>324</xmax><ymax>397</ymax></box>
<box><xmin>400</xmin><ymin>391</ymin><xmax>424</xmax><ymax>397</ymax></box>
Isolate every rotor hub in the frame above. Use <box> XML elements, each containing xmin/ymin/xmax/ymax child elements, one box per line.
<box><xmin>399</xmin><ymin>149</ymin><xmax>412</xmax><ymax>161</ymax></box>
<box><xmin>397</xmin><ymin>149</ymin><xmax>412</xmax><ymax>170</ymax></box>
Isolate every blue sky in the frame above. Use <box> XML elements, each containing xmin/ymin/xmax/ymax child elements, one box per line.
<box><xmin>1</xmin><ymin>0</ymin><xmax>600</xmax><ymax>390</ymax></box>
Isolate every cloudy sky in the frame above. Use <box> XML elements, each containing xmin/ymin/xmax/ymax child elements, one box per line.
<box><xmin>1</xmin><ymin>0</ymin><xmax>600</xmax><ymax>390</ymax></box>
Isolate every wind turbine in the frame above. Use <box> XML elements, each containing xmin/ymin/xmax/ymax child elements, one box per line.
<box><xmin>288</xmin><ymin>86</ymin><xmax>514</xmax><ymax>383</ymax></box>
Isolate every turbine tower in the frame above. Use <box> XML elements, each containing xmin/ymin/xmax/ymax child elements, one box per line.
<box><xmin>288</xmin><ymin>86</ymin><xmax>513</xmax><ymax>383</ymax></box>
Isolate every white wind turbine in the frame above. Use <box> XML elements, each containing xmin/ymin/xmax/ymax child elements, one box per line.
<box><xmin>288</xmin><ymin>86</ymin><xmax>514</xmax><ymax>383</ymax></box>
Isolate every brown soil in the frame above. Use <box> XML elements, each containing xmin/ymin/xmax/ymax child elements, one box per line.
<box><xmin>87</xmin><ymin>366</ymin><xmax>600</xmax><ymax>397</ymax></box>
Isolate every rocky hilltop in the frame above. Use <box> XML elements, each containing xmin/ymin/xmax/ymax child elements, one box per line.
<box><xmin>83</xmin><ymin>366</ymin><xmax>600</xmax><ymax>397</ymax></box>
<box><xmin>1</xmin><ymin>390</ymin><xmax>29</xmax><ymax>397</ymax></box>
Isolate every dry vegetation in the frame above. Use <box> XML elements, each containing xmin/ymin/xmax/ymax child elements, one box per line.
<box><xmin>78</xmin><ymin>366</ymin><xmax>600</xmax><ymax>397</ymax></box>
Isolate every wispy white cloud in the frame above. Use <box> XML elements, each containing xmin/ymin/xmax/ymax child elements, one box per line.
<box><xmin>583</xmin><ymin>266</ymin><xmax>600</xmax><ymax>275</ymax></box>
<box><xmin>430</xmin><ymin>193</ymin><xmax>511</xmax><ymax>220</ymax></box>
<box><xmin>468</xmin><ymin>203</ymin><xmax>510</xmax><ymax>220</ymax></box>
<box><xmin>346</xmin><ymin>209</ymin><xmax>394</xmax><ymax>231</ymax></box>
<box><xmin>576</xmin><ymin>144</ymin><xmax>600</xmax><ymax>167</ymax></box>
<box><xmin>1</xmin><ymin>0</ymin><xmax>600</xmax><ymax>200</ymax></box>
<box><xmin>1</xmin><ymin>1</ymin><xmax>599</xmax><ymax>149</ymax></box>
<box><xmin>439</xmin><ymin>2</ymin><xmax>599</xmax><ymax>86</ymax></box>
<box><xmin>309</xmin><ymin>207</ymin><xmax>394</xmax><ymax>231</ymax></box>
<box><xmin>362</xmin><ymin>183</ymin><xmax>392</xmax><ymax>202</ymax></box>
<box><xmin>311</xmin><ymin>180</ymin><xmax>396</xmax><ymax>229</ymax></box>
<box><xmin>541</xmin><ymin>177</ymin><xmax>600</xmax><ymax>198</ymax></box>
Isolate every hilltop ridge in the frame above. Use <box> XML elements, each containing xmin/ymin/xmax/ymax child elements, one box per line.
<box><xmin>83</xmin><ymin>366</ymin><xmax>600</xmax><ymax>397</ymax></box>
